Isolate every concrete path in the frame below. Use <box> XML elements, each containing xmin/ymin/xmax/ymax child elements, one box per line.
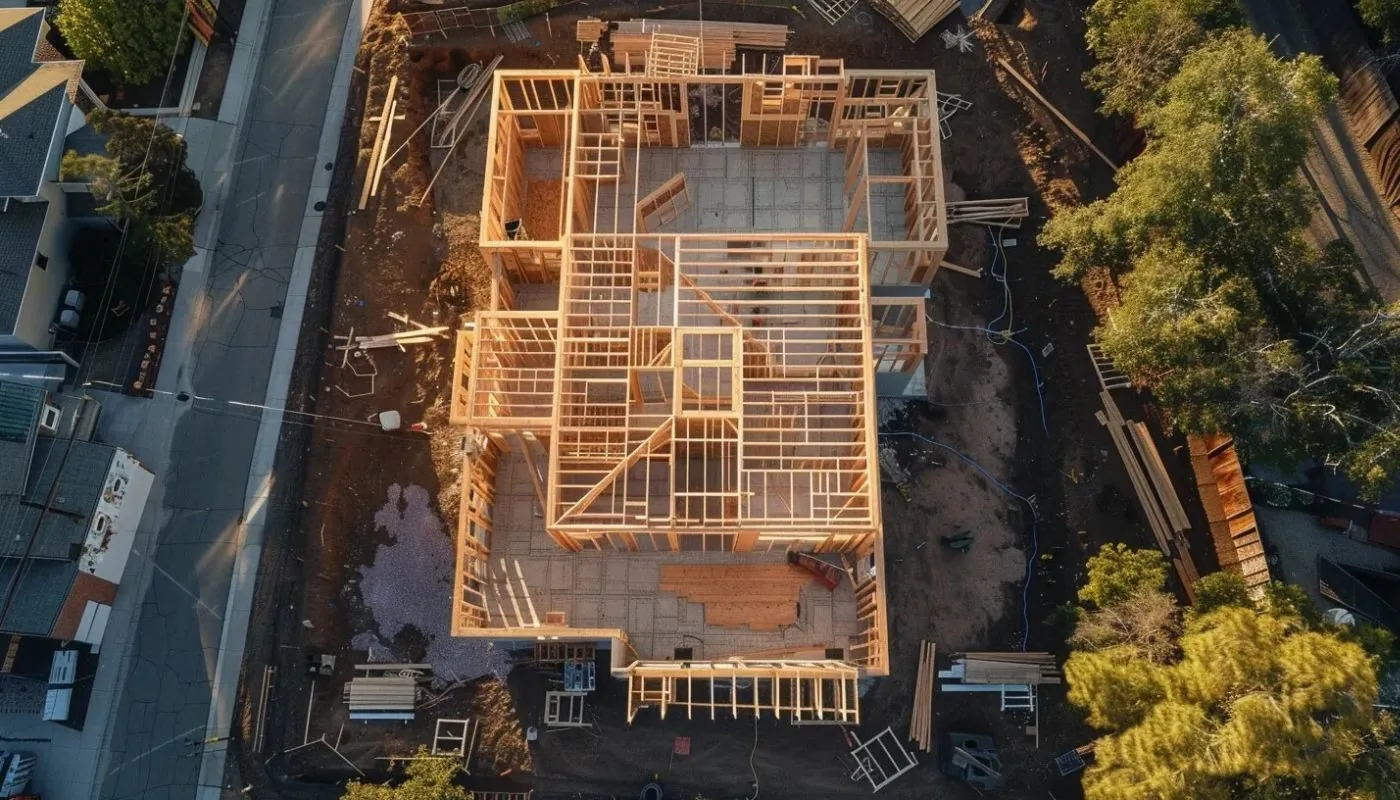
<box><xmin>1</xmin><ymin>0</ymin><xmax>366</xmax><ymax>797</ymax></box>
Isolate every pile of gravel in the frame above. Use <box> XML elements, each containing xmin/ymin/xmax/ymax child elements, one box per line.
<box><xmin>356</xmin><ymin>483</ymin><xmax>509</xmax><ymax>683</ymax></box>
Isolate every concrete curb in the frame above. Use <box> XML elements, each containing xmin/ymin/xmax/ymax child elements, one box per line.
<box><xmin>194</xmin><ymin>0</ymin><xmax>371</xmax><ymax>794</ymax></box>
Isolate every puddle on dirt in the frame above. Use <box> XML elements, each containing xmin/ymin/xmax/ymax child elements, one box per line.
<box><xmin>356</xmin><ymin>483</ymin><xmax>509</xmax><ymax>683</ymax></box>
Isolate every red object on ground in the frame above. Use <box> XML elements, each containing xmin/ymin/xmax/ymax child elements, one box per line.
<box><xmin>674</xmin><ymin>737</ymin><xmax>691</xmax><ymax>756</ymax></box>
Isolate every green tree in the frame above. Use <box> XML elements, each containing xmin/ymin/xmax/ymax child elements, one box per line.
<box><xmin>1191</xmin><ymin>572</ymin><xmax>1254</xmax><ymax>614</ymax></box>
<box><xmin>56</xmin><ymin>0</ymin><xmax>187</xmax><ymax>85</ymax></box>
<box><xmin>1044</xmin><ymin>31</ymin><xmax>1335</xmax><ymax>282</ymax></box>
<box><xmin>342</xmin><ymin>749</ymin><xmax>470</xmax><ymax>800</ymax></box>
<box><xmin>1065</xmin><ymin>566</ymin><xmax>1400</xmax><ymax>800</ymax></box>
<box><xmin>1083</xmin><ymin>0</ymin><xmax>1244</xmax><ymax>116</ymax></box>
<box><xmin>1079</xmin><ymin>543</ymin><xmax>1168</xmax><ymax>608</ymax></box>
<box><xmin>1047</xmin><ymin>31</ymin><xmax>1400</xmax><ymax>498</ymax></box>
<box><xmin>62</xmin><ymin>109</ymin><xmax>202</xmax><ymax>270</ymax></box>
<box><xmin>1358</xmin><ymin>0</ymin><xmax>1400</xmax><ymax>43</ymax></box>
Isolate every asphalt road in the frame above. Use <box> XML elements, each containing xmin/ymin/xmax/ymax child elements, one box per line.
<box><xmin>1240</xmin><ymin>0</ymin><xmax>1400</xmax><ymax>300</ymax></box>
<box><xmin>93</xmin><ymin>1</ymin><xmax>354</xmax><ymax>797</ymax></box>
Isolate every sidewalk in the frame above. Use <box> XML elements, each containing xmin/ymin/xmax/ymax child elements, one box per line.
<box><xmin>0</xmin><ymin>0</ymin><xmax>368</xmax><ymax>797</ymax></box>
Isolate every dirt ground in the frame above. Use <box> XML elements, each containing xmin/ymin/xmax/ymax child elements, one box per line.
<box><xmin>226</xmin><ymin>0</ymin><xmax>1213</xmax><ymax>797</ymax></box>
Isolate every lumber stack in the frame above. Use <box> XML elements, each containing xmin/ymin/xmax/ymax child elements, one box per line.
<box><xmin>956</xmin><ymin>652</ymin><xmax>1060</xmax><ymax>685</ymax></box>
<box><xmin>1187</xmin><ymin>434</ymin><xmax>1271</xmax><ymax>597</ymax></box>
<box><xmin>870</xmin><ymin>0</ymin><xmax>959</xmax><ymax>43</ymax></box>
<box><xmin>659</xmin><ymin>563</ymin><xmax>812</xmax><ymax>631</ymax></box>
<box><xmin>612</xmin><ymin>20</ymin><xmax>789</xmax><ymax>72</ymax></box>
<box><xmin>577</xmin><ymin>17</ymin><xmax>607</xmax><ymax>44</ymax></box>
<box><xmin>908</xmin><ymin>641</ymin><xmax>936</xmax><ymax>752</ymax></box>
<box><xmin>1096</xmin><ymin>390</ymin><xmax>1201</xmax><ymax>600</ymax></box>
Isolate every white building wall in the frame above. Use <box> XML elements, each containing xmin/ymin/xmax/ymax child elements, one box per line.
<box><xmin>80</xmin><ymin>449</ymin><xmax>155</xmax><ymax>585</ymax></box>
<box><xmin>8</xmin><ymin>181</ymin><xmax>77</xmax><ymax>351</ymax></box>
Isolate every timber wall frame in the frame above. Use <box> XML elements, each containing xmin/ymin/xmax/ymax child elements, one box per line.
<box><xmin>447</xmin><ymin>55</ymin><xmax>949</xmax><ymax>680</ymax></box>
<box><xmin>625</xmin><ymin>660</ymin><xmax>861</xmax><ymax>724</ymax></box>
<box><xmin>476</xmin><ymin>64</ymin><xmax>948</xmax><ymax>289</ymax></box>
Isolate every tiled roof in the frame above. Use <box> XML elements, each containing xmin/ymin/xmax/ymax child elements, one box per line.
<box><xmin>0</xmin><ymin>9</ymin><xmax>43</xmax><ymax>96</ymax></box>
<box><xmin>0</xmin><ymin>199</ymin><xmax>47</xmax><ymax>333</ymax></box>
<box><xmin>0</xmin><ymin>556</ymin><xmax>75</xmax><ymax>636</ymax></box>
<box><xmin>0</xmin><ymin>8</ymin><xmax>81</xmax><ymax>198</ymax></box>
<box><xmin>0</xmin><ymin>379</ymin><xmax>41</xmax><ymax>488</ymax></box>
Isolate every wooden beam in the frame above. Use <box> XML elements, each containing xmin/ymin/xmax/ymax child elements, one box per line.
<box><xmin>995</xmin><ymin>58</ymin><xmax>1119</xmax><ymax>172</ymax></box>
<box><xmin>359</xmin><ymin>74</ymin><xmax>399</xmax><ymax>211</ymax></box>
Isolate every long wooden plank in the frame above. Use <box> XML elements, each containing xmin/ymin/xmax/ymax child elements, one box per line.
<box><xmin>995</xmin><ymin>59</ymin><xmax>1119</xmax><ymax>172</ymax></box>
<box><xmin>1096</xmin><ymin>405</ymin><xmax>1173</xmax><ymax>556</ymax></box>
<box><xmin>1128</xmin><ymin>421</ymin><xmax>1191</xmax><ymax>533</ymax></box>
<box><xmin>359</xmin><ymin>74</ymin><xmax>399</xmax><ymax>210</ymax></box>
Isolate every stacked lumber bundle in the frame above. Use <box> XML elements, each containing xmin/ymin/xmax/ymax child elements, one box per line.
<box><xmin>946</xmin><ymin>197</ymin><xmax>1030</xmax><ymax>228</ymax></box>
<box><xmin>956</xmin><ymin>652</ymin><xmax>1060</xmax><ymax>685</ymax></box>
<box><xmin>870</xmin><ymin>0</ymin><xmax>959</xmax><ymax>43</ymax></box>
<box><xmin>659</xmin><ymin>563</ymin><xmax>812</xmax><ymax>631</ymax></box>
<box><xmin>908</xmin><ymin>641</ymin><xmax>936</xmax><ymax>752</ymax></box>
<box><xmin>1187</xmin><ymin>434</ymin><xmax>1271</xmax><ymax>597</ymax></box>
<box><xmin>577</xmin><ymin>17</ymin><xmax>607</xmax><ymax>44</ymax></box>
<box><xmin>1096</xmin><ymin>389</ymin><xmax>1202</xmax><ymax>599</ymax></box>
<box><xmin>612</xmin><ymin>19</ymin><xmax>789</xmax><ymax>72</ymax></box>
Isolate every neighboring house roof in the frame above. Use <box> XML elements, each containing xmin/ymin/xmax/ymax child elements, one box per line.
<box><xmin>0</xmin><ymin>381</ymin><xmax>128</xmax><ymax>637</ymax></box>
<box><xmin>0</xmin><ymin>439</ymin><xmax>115</xmax><ymax>560</ymax></box>
<box><xmin>0</xmin><ymin>198</ymin><xmax>47</xmax><ymax>334</ymax></box>
<box><xmin>24</xmin><ymin>438</ymin><xmax>113</xmax><ymax>520</ymax></box>
<box><xmin>0</xmin><ymin>378</ymin><xmax>41</xmax><ymax>487</ymax></box>
<box><xmin>0</xmin><ymin>8</ymin><xmax>81</xmax><ymax>198</ymax></box>
<box><xmin>0</xmin><ymin>9</ymin><xmax>43</xmax><ymax>95</ymax></box>
<box><xmin>0</xmin><ymin>557</ymin><xmax>76</xmax><ymax>636</ymax></box>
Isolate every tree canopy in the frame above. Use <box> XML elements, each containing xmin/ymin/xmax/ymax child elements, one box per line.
<box><xmin>1083</xmin><ymin>0</ymin><xmax>1244</xmax><ymax>116</ymax></box>
<box><xmin>56</xmin><ymin>0</ymin><xmax>187</xmax><ymax>86</ymax></box>
<box><xmin>1079</xmin><ymin>543</ymin><xmax>1168</xmax><ymax>608</ymax></box>
<box><xmin>62</xmin><ymin>109</ymin><xmax>203</xmax><ymax>273</ymax></box>
<box><xmin>1063</xmin><ymin>551</ymin><xmax>1400</xmax><ymax>800</ymax></box>
<box><xmin>1358</xmin><ymin>0</ymin><xmax>1400</xmax><ymax>44</ymax></box>
<box><xmin>1046</xmin><ymin>30</ymin><xmax>1400</xmax><ymax>498</ymax></box>
<box><xmin>342</xmin><ymin>750</ymin><xmax>470</xmax><ymax>800</ymax></box>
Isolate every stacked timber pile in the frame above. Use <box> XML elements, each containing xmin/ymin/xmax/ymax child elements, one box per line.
<box><xmin>1187</xmin><ymin>434</ymin><xmax>1271</xmax><ymax>598</ymax></box>
<box><xmin>870</xmin><ymin>0</ymin><xmax>959</xmax><ymax>43</ymax></box>
<box><xmin>1097</xmin><ymin>388</ymin><xmax>1201</xmax><ymax>600</ymax></box>
<box><xmin>612</xmin><ymin>19</ymin><xmax>789</xmax><ymax>72</ymax></box>
<box><xmin>577</xmin><ymin>17</ymin><xmax>607</xmax><ymax>44</ymax></box>
<box><xmin>953</xmin><ymin>652</ymin><xmax>1061</xmax><ymax>685</ymax></box>
<box><xmin>908</xmin><ymin>641</ymin><xmax>936</xmax><ymax>753</ymax></box>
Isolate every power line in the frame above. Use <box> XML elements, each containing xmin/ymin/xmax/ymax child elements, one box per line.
<box><xmin>0</xmin><ymin>5</ymin><xmax>196</xmax><ymax>626</ymax></box>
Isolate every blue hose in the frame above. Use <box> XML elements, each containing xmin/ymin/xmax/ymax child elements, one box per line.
<box><xmin>881</xmin><ymin>431</ymin><xmax>1040</xmax><ymax>651</ymax></box>
<box><xmin>928</xmin><ymin>319</ymin><xmax>1050</xmax><ymax>437</ymax></box>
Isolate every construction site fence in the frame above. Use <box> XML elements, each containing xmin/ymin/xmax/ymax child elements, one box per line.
<box><xmin>400</xmin><ymin>0</ymin><xmax>556</xmax><ymax>37</ymax></box>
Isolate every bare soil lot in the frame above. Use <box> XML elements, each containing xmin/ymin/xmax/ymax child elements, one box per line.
<box><xmin>226</xmin><ymin>1</ymin><xmax>1200</xmax><ymax>797</ymax></box>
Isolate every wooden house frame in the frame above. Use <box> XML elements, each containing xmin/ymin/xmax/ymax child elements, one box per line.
<box><xmin>447</xmin><ymin>56</ymin><xmax>949</xmax><ymax>696</ymax></box>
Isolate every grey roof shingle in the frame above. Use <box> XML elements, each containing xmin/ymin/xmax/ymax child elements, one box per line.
<box><xmin>0</xmin><ymin>75</ymin><xmax>69</xmax><ymax>197</ymax></box>
<box><xmin>0</xmin><ymin>440</ymin><xmax>114</xmax><ymax>560</ymax></box>
<box><xmin>0</xmin><ymin>556</ymin><xmax>75</xmax><ymax>635</ymax></box>
<box><xmin>24</xmin><ymin>438</ymin><xmax>113</xmax><ymax>518</ymax></box>
<box><xmin>0</xmin><ymin>8</ymin><xmax>81</xmax><ymax>199</ymax></box>
<box><xmin>0</xmin><ymin>379</ymin><xmax>40</xmax><ymax>488</ymax></box>
<box><xmin>0</xmin><ymin>198</ymin><xmax>46</xmax><ymax>333</ymax></box>
<box><xmin>0</xmin><ymin>10</ymin><xmax>42</xmax><ymax>97</ymax></box>
<box><xmin>62</xmin><ymin>125</ymin><xmax>106</xmax><ymax>159</ymax></box>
